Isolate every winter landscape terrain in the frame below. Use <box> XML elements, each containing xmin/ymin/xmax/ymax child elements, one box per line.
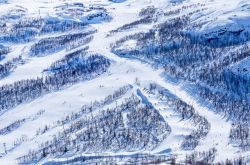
<box><xmin>0</xmin><ymin>0</ymin><xmax>249</xmax><ymax>164</ymax></box>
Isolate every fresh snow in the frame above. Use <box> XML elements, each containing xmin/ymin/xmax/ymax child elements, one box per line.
<box><xmin>0</xmin><ymin>0</ymin><xmax>249</xmax><ymax>164</ymax></box>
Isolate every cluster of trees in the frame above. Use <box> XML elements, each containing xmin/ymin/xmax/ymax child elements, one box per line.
<box><xmin>66</xmin><ymin>36</ymin><xmax>92</xmax><ymax>51</ymax></box>
<box><xmin>41</xmin><ymin>19</ymin><xmax>86</xmax><ymax>34</ymax></box>
<box><xmin>139</xmin><ymin>6</ymin><xmax>157</xmax><ymax>17</ymax></box>
<box><xmin>14</xmin><ymin>17</ymin><xmax>43</xmax><ymax>29</ymax></box>
<box><xmin>229</xmin><ymin>123</ymin><xmax>250</xmax><ymax>150</ymax></box>
<box><xmin>222</xmin><ymin>158</ymin><xmax>247</xmax><ymax>165</ymax></box>
<box><xmin>0</xmin><ymin>45</ymin><xmax>10</xmax><ymax>59</ymax></box>
<box><xmin>0</xmin><ymin>54</ymin><xmax>110</xmax><ymax>113</ymax></box>
<box><xmin>18</xmin><ymin>95</ymin><xmax>170</xmax><ymax>163</ymax></box>
<box><xmin>0</xmin><ymin>17</ymin><xmax>41</xmax><ymax>43</ymax></box>
<box><xmin>0</xmin><ymin>56</ymin><xmax>23</xmax><ymax>79</ymax></box>
<box><xmin>0</xmin><ymin>119</ymin><xmax>26</xmax><ymax>136</ymax></box>
<box><xmin>111</xmin><ymin>15</ymin><xmax>191</xmax><ymax>56</ymax></box>
<box><xmin>0</xmin><ymin>22</ymin><xmax>7</xmax><ymax>35</ymax></box>
<box><xmin>108</xmin><ymin>16</ymin><xmax>154</xmax><ymax>35</ymax></box>
<box><xmin>0</xmin><ymin>27</ymin><xmax>37</xmax><ymax>43</ymax></box>
<box><xmin>147</xmin><ymin>83</ymin><xmax>210</xmax><ymax>150</ymax></box>
<box><xmin>108</xmin><ymin>6</ymin><xmax>157</xmax><ymax>35</ymax></box>
<box><xmin>223</xmin><ymin>63</ymin><xmax>250</xmax><ymax>97</ymax></box>
<box><xmin>45</xmin><ymin>48</ymin><xmax>90</xmax><ymax>73</ymax></box>
<box><xmin>184</xmin><ymin>148</ymin><xmax>217</xmax><ymax>165</ymax></box>
<box><xmin>86</xmin><ymin>11</ymin><xmax>112</xmax><ymax>22</ymax></box>
<box><xmin>30</xmin><ymin>30</ymin><xmax>95</xmax><ymax>56</ymax></box>
<box><xmin>198</xmin><ymin>85</ymin><xmax>250</xmax><ymax>124</ymax></box>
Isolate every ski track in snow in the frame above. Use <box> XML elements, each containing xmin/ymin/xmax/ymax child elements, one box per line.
<box><xmin>139</xmin><ymin>87</ymin><xmax>195</xmax><ymax>157</ymax></box>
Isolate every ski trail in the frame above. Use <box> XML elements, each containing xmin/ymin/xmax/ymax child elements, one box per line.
<box><xmin>139</xmin><ymin>87</ymin><xmax>194</xmax><ymax>158</ymax></box>
<box><xmin>88</xmin><ymin>1</ymin><xmax>237</xmax><ymax>162</ymax></box>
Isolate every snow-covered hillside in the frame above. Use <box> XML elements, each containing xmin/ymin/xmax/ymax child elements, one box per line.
<box><xmin>0</xmin><ymin>0</ymin><xmax>249</xmax><ymax>164</ymax></box>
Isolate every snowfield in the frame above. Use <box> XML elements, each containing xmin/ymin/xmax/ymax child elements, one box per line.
<box><xmin>0</xmin><ymin>0</ymin><xmax>249</xmax><ymax>164</ymax></box>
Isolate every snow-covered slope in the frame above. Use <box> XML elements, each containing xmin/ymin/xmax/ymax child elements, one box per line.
<box><xmin>0</xmin><ymin>0</ymin><xmax>249</xmax><ymax>164</ymax></box>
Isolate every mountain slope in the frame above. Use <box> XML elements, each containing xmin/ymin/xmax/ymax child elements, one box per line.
<box><xmin>0</xmin><ymin>0</ymin><xmax>249</xmax><ymax>164</ymax></box>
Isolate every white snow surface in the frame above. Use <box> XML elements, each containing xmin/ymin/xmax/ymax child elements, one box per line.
<box><xmin>0</xmin><ymin>0</ymin><xmax>249</xmax><ymax>164</ymax></box>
